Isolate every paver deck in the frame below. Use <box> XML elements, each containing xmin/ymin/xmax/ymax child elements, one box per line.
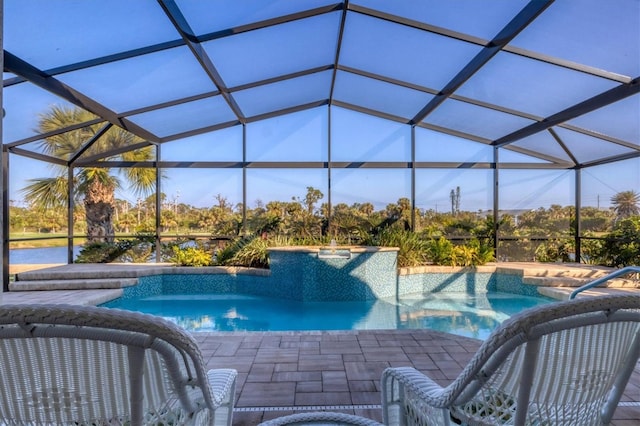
<box><xmin>195</xmin><ymin>330</ymin><xmax>639</xmax><ymax>425</ymax></box>
<box><xmin>1</xmin><ymin>291</ymin><xmax>638</xmax><ymax>424</ymax></box>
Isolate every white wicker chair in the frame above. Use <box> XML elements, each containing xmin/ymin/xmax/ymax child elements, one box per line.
<box><xmin>0</xmin><ymin>304</ymin><xmax>237</xmax><ymax>426</ymax></box>
<box><xmin>382</xmin><ymin>294</ymin><xmax>640</xmax><ymax>426</ymax></box>
<box><xmin>258</xmin><ymin>411</ymin><xmax>384</xmax><ymax>425</ymax></box>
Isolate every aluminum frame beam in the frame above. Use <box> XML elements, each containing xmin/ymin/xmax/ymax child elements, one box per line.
<box><xmin>493</xmin><ymin>77</ymin><xmax>640</xmax><ymax>148</ymax></box>
<box><xmin>4</xmin><ymin>51</ymin><xmax>160</xmax><ymax>143</ymax></box>
<box><xmin>410</xmin><ymin>0</ymin><xmax>554</xmax><ymax>125</ymax></box>
<box><xmin>68</xmin><ymin>123</ymin><xmax>113</xmax><ymax>164</ymax></box>
<box><xmin>158</xmin><ymin>0</ymin><xmax>245</xmax><ymax>123</ymax></box>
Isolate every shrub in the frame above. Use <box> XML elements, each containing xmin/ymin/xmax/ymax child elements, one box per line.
<box><xmin>215</xmin><ymin>235</ymin><xmax>271</xmax><ymax>268</ymax></box>
<box><xmin>469</xmin><ymin>238</ymin><xmax>495</xmax><ymax>265</ymax></box>
<box><xmin>579</xmin><ymin>233</ymin><xmax>604</xmax><ymax>264</ymax></box>
<box><xmin>226</xmin><ymin>237</ymin><xmax>270</xmax><ymax>268</ymax></box>
<box><xmin>215</xmin><ymin>236</ymin><xmax>253</xmax><ymax>265</ymax></box>
<box><xmin>364</xmin><ymin>227</ymin><xmax>429</xmax><ymax>268</ymax></box>
<box><xmin>76</xmin><ymin>233</ymin><xmax>155</xmax><ymax>263</ymax></box>
<box><xmin>76</xmin><ymin>242</ymin><xmax>123</xmax><ymax>263</ymax></box>
<box><xmin>426</xmin><ymin>237</ymin><xmax>494</xmax><ymax>267</ymax></box>
<box><xmin>426</xmin><ymin>237</ymin><xmax>454</xmax><ymax>265</ymax></box>
<box><xmin>534</xmin><ymin>238</ymin><xmax>572</xmax><ymax>263</ymax></box>
<box><xmin>170</xmin><ymin>244</ymin><xmax>213</xmax><ymax>267</ymax></box>
<box><xmin>598</xmin><ymin>217</ymin><xmax>640</xmax><ymax>267</ymax></box>
<box><xmin>451</xmin><ymin>244</ymin><xmax>475</xmax><ymax>266</ymax></box>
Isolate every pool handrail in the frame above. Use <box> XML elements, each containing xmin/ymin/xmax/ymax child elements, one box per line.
<box><xmin>569</xmin><ymin>266</ymin><xmax>640</xmax><ymax>299</ymax></box>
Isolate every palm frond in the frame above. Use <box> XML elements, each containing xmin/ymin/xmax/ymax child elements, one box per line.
<box><xmin>120</xmin><ymin>147</ymin><xmax>157</xmax><ymax>196</ymax></box>
<box><xmin>123</xmin><ymin>168</ymin><xmax>156</xmax><ymax>196</ymax></box>
<box><xmin>88</xmin><ymin>127</ymin><xmax>143</xmax><ymax>158</ymax></box>
<box><xmin>20</xmin><ymin>177</ymin><xmax>69</xmax><ymax>211</ymax></box>
<box><xmin>37</xmin><ymin>106</ymin><xmax>99</xmax><ymax>157</ymax></box>
<box><xmin>76</xmin><ymin>168</ymin><xmax>121</xmax><ymax>194</ymax></box>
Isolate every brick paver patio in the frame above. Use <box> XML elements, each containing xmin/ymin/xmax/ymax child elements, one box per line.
<box><xmin>194</xmin><ymin>330</ymin><xmax>640</xmax><ymax>425</ymax></box>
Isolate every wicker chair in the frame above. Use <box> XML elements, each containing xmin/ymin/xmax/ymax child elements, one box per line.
<box><xmin>0</xmin><ymin>304</ymin><xmax>237</xmax><ymax>426</ymax></box>
<box><xmin>258</xmin><ymin>411</ymin><xmax>384</xmax><ymax>425</ymax></box>
<box><xmin>382</xmin><ymin>294</ymin><xmax>640</xmax><ymax>426</ymax></box>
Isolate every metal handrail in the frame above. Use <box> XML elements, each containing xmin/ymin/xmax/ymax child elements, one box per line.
<box><xmin>569</xmin><ymin>266</ymin><xmax>640</xmax><ymax>299</ymax></box>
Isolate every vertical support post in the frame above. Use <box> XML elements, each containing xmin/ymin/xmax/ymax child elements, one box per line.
<box><xmin>327</xmin><ymin>105</ymin><xmax>332</xmax><ymax>235</ymax></box>
<box><xmin>242</xmin><ymin>123</ymin><xmax>247</xmax><ymax>235</ymax></box>
<box><xmin>574</xmin><ymin>168</ymin><xmax>581</xmax><ymax>263</ymax></box>
<box><xmin>67</xmin><ymin>166</ymin><xmax>74</xmax><ymax>264</ymax></box>
<box><xmin>155</xmin><ymin>144</ymin><xmax>161</xmax><ymax>261</ymax></box>
<box><xmin>493</xmin><ymin>147</ymin><xmax>500</xmax><ymax>259</ymax></box>
<box><xmin>1</xmin><ymin>1</ymin><xmax>7</xmax><ymax>293</ymax></box>
<box><xmin>1</xmin><ymin>148</ymin><xmax>8</xmax><ymax>293</ymax></box>
<box><xmin>410</xmin><ymin>125</ymin><xmax>416</xmax><ymax>231</ymax></box>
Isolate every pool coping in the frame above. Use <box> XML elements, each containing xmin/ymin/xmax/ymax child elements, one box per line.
<box><xmin>5</xmin><ymin>261</ymin><xmax>635</xmax><ymax>307</ymax></box>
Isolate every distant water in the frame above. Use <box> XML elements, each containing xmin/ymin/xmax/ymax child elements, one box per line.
<box><xmin>10</xmin><ymin>246</ymin><xmax>81</xmax><ymax>264</ymax></box>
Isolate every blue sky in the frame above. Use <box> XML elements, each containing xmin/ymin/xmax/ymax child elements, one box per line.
<box><xmin>3</xmin><ymin>0</ymin><xmax>639</xmax><ymax>212</ymax></box>
<box><xmin>8</xmin><ymin>106</ymin><xmax>638</xmax><ymax>213</ymax></box>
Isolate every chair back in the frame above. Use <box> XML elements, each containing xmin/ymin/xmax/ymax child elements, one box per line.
<box><xmin>449</xmin><ymin>295</ymin><xmax>640</xmax><ymax>425</ymax></box>
<box><xmin>0</xmin><ymin>304</ymin><xmax>234</xmax><ymax>425</ymax></box>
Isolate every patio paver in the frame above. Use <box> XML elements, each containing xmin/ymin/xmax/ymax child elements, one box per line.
<box><xmin>195</xmin><ymin>330</ymin><xmax>640</xmax><ymax>425</ymax></box>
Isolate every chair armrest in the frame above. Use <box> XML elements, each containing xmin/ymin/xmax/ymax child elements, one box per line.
<box><xmin>382</xmin><ymin>367</ymin><xmax>454</xmax><ymax>426</ymax></box>
<box><xmin>202</xmin><ymin>369</ymin><xmax>237</xmax><ymax>426</ymax></box>
<box><xmin>382</xmin><ymin>367</ymin><xmax>447</xmax><ymax>404</ymax></box>
<box><xmin>207</xmin><ymin>368</ymin><xmax>238</xmax><ymax>407</ymax></box>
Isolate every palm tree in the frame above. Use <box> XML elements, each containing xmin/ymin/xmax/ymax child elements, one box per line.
<box><xmin>21</xmin><ymin>106</ymin><xmax>155</xmax><ymax>243</ymax></box>
<box><xmin>611</xmin><ymin>190</ymin><xmax>640</xmax><ymax>220</ymax></box>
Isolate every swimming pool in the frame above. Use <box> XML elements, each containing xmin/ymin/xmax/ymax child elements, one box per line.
<box><xmin>103</xmin><ymin>291</ymin><xmax>552</xmax><ymax>340</ymax></box>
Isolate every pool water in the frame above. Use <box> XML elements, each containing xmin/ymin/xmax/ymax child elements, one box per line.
<box><xmin>103</xmin><ymin>292</ymin><xmax>552</xmax><ymax>339</ymax></box>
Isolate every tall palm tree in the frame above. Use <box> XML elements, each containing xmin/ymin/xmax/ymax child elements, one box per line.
<box><xmin>611</xmin><ymin>190</ymin><xmax>640</xmax><ymax>220</ymax></box>
<box><xmin>21</xmin><ymin>106</ymin><xmax>155</xmax><ymax>243</ymax></box>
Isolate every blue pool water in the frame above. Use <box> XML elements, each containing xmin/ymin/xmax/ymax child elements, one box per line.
<box><xmin>103</xmin><ymin>292</ymin><xmax>552</xmax><ymax>339</ymax></box>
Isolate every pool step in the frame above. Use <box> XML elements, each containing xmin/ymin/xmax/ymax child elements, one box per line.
<box><xmin>523</xmin><ymin>275</ymin><xmax>639</xmax><ymax>288</ymax></box>
<box><xmin>15</xmin><ymin>263</ymin><xmax>173</xmax><ymax>281</ymax></box>
<box><xmin>10</xmin><ymin>278</ymin><xmax>139</xmax><ymax>292</ymax></box>
<box><xmin>497</xmin><ymin>264</ymin><xmax>615</xmax><ymax>280</ymax></box>
<box><xmin>538</xmin><ymin>286</ymin><xmax>637</xmax><ymax>300</ymax></box>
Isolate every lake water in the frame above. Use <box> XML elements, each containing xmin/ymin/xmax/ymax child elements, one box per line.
<box><xmin>10</xmin><ymin>246</ymin><xmax>81</xmax><ymax>264</ymax></box>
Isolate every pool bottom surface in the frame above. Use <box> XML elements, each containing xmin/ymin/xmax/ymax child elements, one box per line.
<box><xmin>103</xmin><ymin>292</ymin><xmax>552</xmax><ymax>339</ymax></box>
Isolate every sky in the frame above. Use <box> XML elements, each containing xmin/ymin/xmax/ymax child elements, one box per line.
<box><xmin>8</xmin><ymin>107</ymin><xmax>638</xmax><ymax>213</ymax></box>
<box><xmin>2</xmin><ymin>0</ymin><xmax>639</xmax><ymax>213</ymax></box>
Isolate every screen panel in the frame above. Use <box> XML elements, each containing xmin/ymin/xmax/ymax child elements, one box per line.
<box><xmin>4</xmin><ymin>0</ymin><xmax>178</xmax><ymax>70</ymax></box>
<box><xmin>331</xmin><ymin>168</ymin><xmax>411</xmax><ymax>211</ymax></box>
<box><xmin>333</xmin><ymin>71</ymin><xmax>433</xmax><ymax>120</ymax></box>
<box><xmin>352</xmin><ymin>0</ymin><xmax>529</xmax><ymax>40</ymax></box>
<box><xmin>57</xmin><ymin>47</ymin><xmax>216</xmax><ymax>113</ymax></box>
<box><xmin>510</xmin><ymin>0</ymin><xmax>640</xmax><ymax>77</ymax></box>
<box><xmin>416</xmin><ymin>127</ymin><xmax>492</xmax><ymax>162</ymax></box>
<box><xmin>340</xmin><ymin>12</ymin><xmax>482</xmax><ymax>90</ymax></box>
<box><xmin>162</xmin><ymin>126</ymin><xmax>243</xmax><ymax>161</ymax></box>
<box><xmin>234</xmin><ymin>71</ymin><xmax>332</xmax><ymax>118</ymax></box>
<box><xmin>161</xmin><ymin>168</ymin><xmax>243</xmax><ymax>210</ymax></box>
<box><xmin>457</xmin><ymin>52</ymin><xmax>618</xmax><ymax>118</ymax></box>
<box><xmin>203</xmin><ymin>12</ymin><xmax>340</xmax><ymax>88</ymax></box>
<box><xmin>331</xmin><ymin>108</ymin><xmax>411</xmax><ymax>162</ymax></box>
<box><xmin>416</xmin><ymin>168</ymin><xmax>492</xmax><ymax>214</ymax></box>
<box><xmin>554</xmin><ymin>128</ymin><xmax>637</xmax><ymax>164</ymax></box>
<box><xmin>424</xmin><ymin>99</ymin><xmax>535</xmax><ymax>141</ymax></box>
<box><xmin>177</xmin><ymin>0</ymin><xmax>336</xmax><ymax>35</ymax></box>
<box><xmin>247</xmin><ymin>108</ymin><xmax>327</xmax><ymax>161</ymax></box>
<box><xmin>3</xmin><ymin>82</ymin><xmax>96</xmax><ymax>144</ymax></box>
<box><xmin>566</xmin><ymin>94</ymin><xmax>640</xmax><ymax>145</ymax></box>
<box><xmin>128</xmin><ymin>96</ymin><xmax>237</xmax><ymax>138</ymax></box>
